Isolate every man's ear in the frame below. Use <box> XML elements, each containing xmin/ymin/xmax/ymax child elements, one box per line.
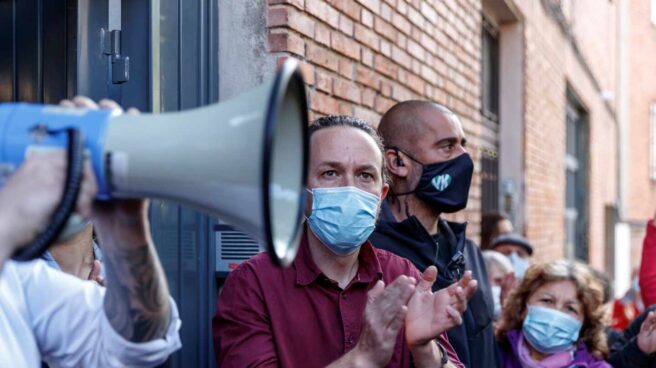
<box><xmin>381</xmin><ymin>183</ymin><xmax>389</xmax><ymax>200</ymax></box>
<box><xmin>385</xmin><ymin>148</ymin><xmax>408</xmax><ymax>177</ymax></box>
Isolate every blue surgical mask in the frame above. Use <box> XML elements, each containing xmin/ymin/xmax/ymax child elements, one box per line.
<box><xmin>509</xmin><ymin>251</ymin><xmax>529</xmax><ymax>279</ymax></box>
<box><xmin>491</xmin><ymin>285</ymin><xmax>502</xmax><ymax>319</ymax></box>
<box><xmin>522</xmin><ymin>305</ymin><xmax>582</xmax><ymax>354</ymax></box>
<box><xmin>307</xmin><ymin>186</ymin><xmax>380</xmax><ymax>256</ymax></box>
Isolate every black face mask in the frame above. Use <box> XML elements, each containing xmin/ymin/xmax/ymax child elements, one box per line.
<box><xmin>394</xmin><ymin>150</ymin><xmax>474</xmax><ymax>213</ymax></box>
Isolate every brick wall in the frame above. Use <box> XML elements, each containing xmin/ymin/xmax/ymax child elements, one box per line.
<box><xmin>627</xmin><ymin>0</ymin><xmax>656</xmax><ymax>223</ymax></box>
<box><xmin>266</xmin><ymin>0</ymin><xmax>486</xmax><ymax>238</ymax></box>
<box><xmin>264</xmin><ymin>0</ymin><xmax>622</xmax><ymax>264</ymax></box>
<box><xmin>513</xmin><ymin>0</ymin><xmax>619</xmax><ymax>266</ymax></box>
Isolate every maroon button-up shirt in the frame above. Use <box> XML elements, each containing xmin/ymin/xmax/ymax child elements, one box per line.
<box><xmin>213</xmin><ymin>234</ymin><xmax>463</xmax><ymax>367</ymax></box>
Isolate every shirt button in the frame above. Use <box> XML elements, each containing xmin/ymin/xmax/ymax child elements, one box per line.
<box><xmin>342</xmin><ymin>293</ymin><xmax>348</xmax><ymax>299</ymax></box>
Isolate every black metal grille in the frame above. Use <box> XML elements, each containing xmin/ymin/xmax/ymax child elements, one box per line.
<box><xmin>481</xmin><ymin>150</ymin><xmax>500</xmax><ymax>213</ymax></box>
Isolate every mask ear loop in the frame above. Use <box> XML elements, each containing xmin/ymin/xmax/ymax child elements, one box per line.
<box><xmin>387</xmin><ymin>147</ymin><xmax>422</xmax><ymax>219</ymax></box>
<box><xmin>388</xmin><ymin>147</ymin><xmax>423</xmax><ymax>197</ymax></box>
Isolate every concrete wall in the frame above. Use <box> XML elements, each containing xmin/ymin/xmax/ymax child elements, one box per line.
<box><xmin>218</xmin><ymin>0</ymin><xmax>278</xmax><ymax>99</ymax></box>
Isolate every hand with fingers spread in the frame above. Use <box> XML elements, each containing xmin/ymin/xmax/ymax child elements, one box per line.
<box><xmin>499</xmin><ymin>271</ymin><xmax>517</xmax><ymax>308</ymax></box>
<box><xmin>329</xmin><ymin>276</ymin><xmax>417</xmax><ymax>368</ymax></box>
<box><xmin>637</xmin><ymin>311</ymin><xmax>656</xmax><ymax>354</ymax></box>
<box><xmin>405</xmin><ymin>267</ymin><xmax>477</xmax><ymax>348</ymax></box>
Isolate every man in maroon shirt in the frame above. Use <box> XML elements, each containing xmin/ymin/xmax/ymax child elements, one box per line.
<box><xmin>213</xmin><ymin>115</ymin><xmax>477</xmax><ymax>367</ymax></box>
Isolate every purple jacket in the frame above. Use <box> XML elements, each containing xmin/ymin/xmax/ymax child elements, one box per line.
<box><xmin>499</xmin><ymin>329</ymin><xmax>611</xmax><ymax>368</ymax></box>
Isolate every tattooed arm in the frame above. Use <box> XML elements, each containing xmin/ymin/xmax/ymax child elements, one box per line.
<box><xmin>93</xmin><ymin>199</ymin><xmax>171</xmax><ymax>342</ymax></box>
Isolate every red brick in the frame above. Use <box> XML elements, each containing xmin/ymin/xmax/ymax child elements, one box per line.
<box><xmin>307</xmin><ymin>43</ymin><xmax>338</xmax><ymax>72</ymax></box>
<box><xmin>420</xmin><ymin>2</ymin><xmax>438</xmax><ymax>24</ymax></box>
<box><xmin>374</xmin><ymin>17</ymin><xmax>396</xmax><ymax>41</ymax></box>
<box><xmin>288</xmin><ymin>9</ymin><xmax>315</xmax><ymax>37</ymax></box>
<box><xmin>338</xmin><ymin>14</ymin><xmax>354</xmax><ymax>36</ymax></box>
<box><xmin>407</xmin><ymin>38</ymin><xmax>425</xmax><ymax>61</ymax></box>
<box><xmin>380</xmin><ymin>80</ymin><xmax>392</xmax><ymax>97</ymax></box>
<box><xmin>354</xmin><ymin>24</ymin><xmax>379</xmax><ymax>50</ymax></box>
<box><xmin>397</xmin><ymin>0</ymin><xmax>408</xmax><ymax>15</ymax></box>
<box><xmin>374</xmin><ymin>54</ymin><xmax>398</xmax><ymax>79</ymax></box>
<box><xmin>327</xmin><ymin>0</ymin><xmax>361</xmax><ymax>20</ymax></box>
<box><xmin>268</xmin><ymin>0</ymin><xmax>304</xmax><ymax>10</ymax></box>
<box><xmin>338</xmin><ymin>58</ymin><xmax>354</xmax><ymax>78</ymax></box>
<box><xmin>380</xmin><ymin>39</ymin><xmax>391</xmax><ymax>57</ymax></box>
<box><xmin>333</xmin><ymin>78</ymin><xmax>361</xmax><ymax>104</ymax></box>
<box><xmin>391</xmin><ymin>45</ymin><xmax>411</xmax><ymax>69</ymax></box>
<box><xmin>406</xmin><ymin>6</ymin><xmax>425</xmax><ymax>28</ymax></box>
<box><xmin>331</xmin><ymin>31</ymin><xmax>361</xmax><ymax>60</ymax></box>
<box><xmin>315</xmin><ymin>69</ymin><xmax>333</xmax><ymax>93</ymax></box>
<box><xmin>267</xmin><ymin>7</ymin><xmax>289</xmax><ymax>28</ymax></box>
<box><xmin>267</xmin><ymin>30</ymin><xmax>305</xmax><ymax>56</ymax></box>
<box><xmin>306</xmin><ymin>0</ymin><xmax>339</xmax><ymax>28</ymax></box>
<box><xmin>361</xmin><ymin>88</ymin><xmax>376</xmax><ymax>108</ymax></box>
<box><xmin>268</xmin><ymin>6</ymin><xmax>315</xmax><ymax>38</ymax></box>
<box><xmin>396</xmin><ymin>33</ymin><xmax>407</xmax><ymax>49</ymax></box>
<box><xmin>315</xmin><ymin>23</ymin><xmax>331</xmax><ymax>46</ymax></box>
<box><xmin>361</xmin><ymin>47</ymin><xmax>374</xmax><ymax>67</ymax></box>
<box><xmin>420</xmin><ymin>32</ymin><xmax>438</xmax><ymax>55</ymax></box>
<box><xmin>356</xmin><ymin>0</ymin><xmax>380</xmax><ymax>14</ymax></box>
<box><xmin>380</xmin><ymin>3</ymin><xmax>392</xmax><ymax>22</ymax></box>
<box><xmin>338</xmin><ymin>102</ymin><xmax>353</xmax><ymax>115</ymax></box>
<box><xmin>310</xmin><ymin>91</ymin><xmax>339</xmax><ymax>115</ymax></box>
<box><xmin>355</xmin><ymin>65</ymin><xmax>380</xmax><ymax>89</ymax></box>
<box><xmin>299</xmin><ymin>61</ymin><xmax>315</xmax><ymax>86</ymax></box>
<box><xmin>391</xmin><ymin>11</ymin><xmax>411</xmax><ymax>35</ymax></box>
<box><xmin>406</xmin><ymin>73</ymin><xmax>425</xmax><ymax>94</ymax></box>
<box><xmin>361</xmin><ymin>8</ymin><xmax>374</xmax><ymax>27</ymax></box>
<box><xmin>374</xmin><ymin>94</ymin><xmax>394</xmax><ymax>114</ymax></box>
<box><xmin>353</xmin><ymin>105</ymin><xmax>381</xmax><ymax>126</ymax></box>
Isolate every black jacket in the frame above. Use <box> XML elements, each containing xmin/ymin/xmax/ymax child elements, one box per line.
<box><xmin>369</xmin><ymin>202</ymin><xmax>499</xmax><ymax>368</ymax></box>
<box><xmin>607</xmin><ymin>305</ymin><xmax>656</xmax><ymax>368</ymax></box>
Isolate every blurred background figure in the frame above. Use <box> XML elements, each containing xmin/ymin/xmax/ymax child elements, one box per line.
<box><xmin>481</xmin><ymin>212</ymin><xmax>514</xmax><ymax>250</ymax></box>
<box><xmin>482</xmin><ymin>250</ymin><xmax>514</xmax><ymax>320</ymax></box>
<box><xmin>42</xmin><ymin>222</ymin><xmax>104</xmax><ymax>285</ymax></box>
<box><xmin>640</xmin><ymin>212</ymin><xmax>656</xmax><ymax>308</ymax></box>
<box><xmin>490</xmin><ymin>234</ymin><xmax>533</xmax><ymax>279</ymax></box>
<box><xmin>496</xmin><ymin>260</ymin><xmax>610</xmax><ymax>367</ymax></box>
<box><xmin>611</xmin><ymin>268</ymin><xmax>645</xmax><ymax>331</ymax></box>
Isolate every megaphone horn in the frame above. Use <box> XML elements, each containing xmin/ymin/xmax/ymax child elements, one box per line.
<box><xmin>0</xmin><ymin>59</ymin><xmax>309</xmax><ymax>267</ymax></box>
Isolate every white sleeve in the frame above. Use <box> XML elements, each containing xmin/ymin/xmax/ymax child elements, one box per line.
<box><xmin>15</xmin><ymin>259</ymin><xmax>181</xmax><ymax>367</ymax></box>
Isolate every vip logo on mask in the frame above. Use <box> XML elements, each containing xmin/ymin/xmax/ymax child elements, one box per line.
<box><xmin>431</xmin><ymin>174</ymin><xmax>452</xmax><ymax>192</ymax></box>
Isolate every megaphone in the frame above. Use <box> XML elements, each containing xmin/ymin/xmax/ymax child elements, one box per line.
<box><xmin>0</xmin><ymin>59</ymin><xmax>308</xmax><ymax>267</ymax></box>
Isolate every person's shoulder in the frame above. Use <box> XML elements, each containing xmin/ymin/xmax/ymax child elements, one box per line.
<box><xmin>227</xmin><ymin>252</ymin><xmax>274</xmax><ymax>278</ymax></box>
<box><xmin>223</xmin><ymin>252</ymin><xmax>293</xmax><ymax>290</ymax></box>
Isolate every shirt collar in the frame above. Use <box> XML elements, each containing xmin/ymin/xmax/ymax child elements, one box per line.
<box><xmin>294</xmin><ymin>228</ymin><xmax>383</xmax><ymax>287</ymax></box>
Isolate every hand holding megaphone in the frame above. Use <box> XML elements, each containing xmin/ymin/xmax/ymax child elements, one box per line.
<box><xmin>0</xmin><ymin>150</ymin><xmax>96</xmax><ymax>259</ymax></box>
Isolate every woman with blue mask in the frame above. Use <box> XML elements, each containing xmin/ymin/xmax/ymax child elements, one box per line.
<box><xmin>496</xmin><ymin>260</ymin><xmax>611</xmax><ymax>368</ymax></box>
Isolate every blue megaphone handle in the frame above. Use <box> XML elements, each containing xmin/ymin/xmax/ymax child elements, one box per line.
<box><xmin>0</xmin><ymin>103</ymin><xmax>112</xmax><ymax>199</ymax></box>
<box><xmin>12</xmin><ymin>128</ymin><xmax>84</xmax><ymax>261</ymax></box>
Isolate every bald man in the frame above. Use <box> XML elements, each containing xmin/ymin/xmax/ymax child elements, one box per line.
<box><xmin>369</xmin><ymin>101</ymin><xmax>499</xmax><ymax>367</ymax></box>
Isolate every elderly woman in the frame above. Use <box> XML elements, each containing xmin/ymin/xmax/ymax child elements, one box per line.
<box><xmin>496</xmin><ymin>260</ymin><xmax>610</xmax><ymax>367</ymax></box>
<box><xmin>482</xmin><ymin>250</ymin><xmax>514</xmax><ymax>319</ymax></box>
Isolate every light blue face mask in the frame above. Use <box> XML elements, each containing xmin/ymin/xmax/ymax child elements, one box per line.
<box><xmin>522</xmin><ymin>305</ymin><xmax>582</xmax><ymax>354</ymax></box>
<box><xmin>307</xmin><ymin>186</ymin><xmax>380</xmax><ymax>256</ymax></box>
<box><xmin>509</xmin><ymin>251</ymin><xmax>530</xmax><ymax>279</ymax></box>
